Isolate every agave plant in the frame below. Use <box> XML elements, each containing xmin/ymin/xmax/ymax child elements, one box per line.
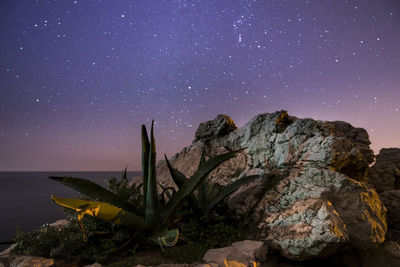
<box><xmin>50</xmin><ymin>121</ymin><xmax>241</xmax><ymax>247</ymax></box>
<box><xmin>164</xmin><ymin>148</ymin><xmax>261</xmax><ymax>216</ymax></box>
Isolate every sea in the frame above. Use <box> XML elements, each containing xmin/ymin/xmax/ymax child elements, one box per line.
<box><xmin>0</xmin><ymin>171</ymin><xmax>141</xmax><ymax>251</ymax></box>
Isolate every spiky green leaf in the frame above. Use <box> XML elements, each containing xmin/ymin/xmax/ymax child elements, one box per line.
<box><xmin>197</xmin><ymin>148</ymin><xmax>207</xmax><ymax>211</ymax></box>
<box><xmin>141</xmin><ymin>124</ymin><xmax>150</xmax><ymax>208</ymax></box>
<box><xmin>158</xmin><ymin>182</ymin><xmax>176</xmax><ymax>203</ymax></box>
<box><xmin>161</xmin><ymin>149</ymin><xmax>241</xmax><ymax>223</ymax></box>
<box><xmin>164</xmin><ymin>154</ymin><xmax>187</xmax><ymax>187</ymax></box>
<box><xmin>48</xmin><ymin>176</ymin><xmax>143</xmax><ymax>216</ymax></box>
<box><xmin>51</xmin><ymin>195</ymin><xmax>150</xmax><ymax>231</ymax></box>
<box><xmin>164</xmin><ymin>154</ymin><xmax>202</xmax><ymax>214</ymax></box>
<box><xmin>121</xmin><ymin>167</ymin><xmax>128</xmax><ymax>180</ymax></box>
<box><xmin>145</xmin><ymin>120</ymin><xmax>160</xmax><ymax>224</ymax></box>
<box><xmin>148</xmin><ymin>229</ymin><xmax>179</xmax><ymax>247</ymax></box>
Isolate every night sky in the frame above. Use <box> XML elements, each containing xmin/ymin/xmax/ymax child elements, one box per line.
<box><xmin>0</xmin><ymin>0</ymin><xmax>399</xmax><ymax>171</ymax></box>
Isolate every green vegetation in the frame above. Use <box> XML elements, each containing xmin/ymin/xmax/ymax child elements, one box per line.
<box><xmin>49</xmin><ymin>121</ymin><xmax>240</xmax><ymax>246</ymax></box>
<box><xmin>13</xmin><ymin>215</ymin><xmax>134</xmax><ymax>265</ymax></box>
<box><xmin>11</xmin><ymin>120</ymin><xmax>265</xmax><ymax>266</ymax></box>
<box><xmin>165</xmin><ymin>148</ymin><xmax>260</xmax><ymax>216</ymax></box>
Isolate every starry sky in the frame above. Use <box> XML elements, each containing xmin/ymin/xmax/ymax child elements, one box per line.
<box><xmin>0</xmin><ymin>0</ymin><xmax>399</xmax><ymax>171</ymax></box>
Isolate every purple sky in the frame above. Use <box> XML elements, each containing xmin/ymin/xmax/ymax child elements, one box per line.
<box><xmin>0</xmin><ymin>0</ymin><xmax>399</xmax><ymax>171</ymax></box>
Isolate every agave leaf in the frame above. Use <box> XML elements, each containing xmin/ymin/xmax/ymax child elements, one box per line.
<box><xmin>206</xmin><ymin>175</ymin><xmax>260</xmax><ymax>213</ymax></box>
<box><xmin>121</xmin><ymin>167</ymin><xmax>128</xmax><ymax>180</ymax></box>
<box><xmin>161</xmin><ymin>149</ymin><xmax>241</xmax><ymax>224</ymax></box>
<box><xmin>164</xmin><ymin>154</ymin><xmax>202</xmax><ymax>214</ymax></box>
<box><xmin>164</xmin><ymin>154</ymin><xmax>187</xmax><ymax>187</ymax></box>
<box><xmin>48</xmin><ymin>176</ymin><xmax>143</xmax><ymax>216</ymax></box>
<box><xmin>148</xmin><ymin>229</ymin><xmax>179</xmax><ymax>247</ymax></box>
<box><xmin>158</xmin><ymin>182</ymin><xmax>176</xmax><ymax>203</ymax></box>
<box><xmin>197</xmin><ymin>148</ymin><xmax>207</xmax><ymax>211</ymax></box>
<box><xmin>145</xmin><ymin>120</ymin><xmax>160</xmax><ymax>224</ymax></box>
<box><xmin>207</xmin><ymin>185</ymin><xmax>220</xmax><ymax>202</ymax></box>
<box><xmin>224</xmin><ymin>258</ymin><xmax>260</xmax><ymax>267</ymax></box>
<box><xmin>51</xmin><ymin>195</ymin><xmax>150</xmax><ymax>231</ymax></box>
<box><xmin>141</xmin><ymin>124</ymin><xmax>150</xmax><ymax>208</ymax></box>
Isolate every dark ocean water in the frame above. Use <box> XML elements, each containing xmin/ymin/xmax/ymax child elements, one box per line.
<box><xmin>0</xmin><ymin>171</ymin><xmax>141</xmax><ymax>251</ymax></box>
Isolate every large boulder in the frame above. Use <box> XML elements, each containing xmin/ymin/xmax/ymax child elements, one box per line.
<box><xmin>255</xmin><ymin>167</ymin><xmax>386</xmax><ymax>260</ymax></box>
<box><xmin>359</xmin><ymin>240</ymin><xmax>400</xmax><ymax>267</ymax></box>
<box><xmin>367</xmin><ymin>148</ymin><xmax>400</xmax><ymax>192</ymax></box>
<box><xmin>380</xmin><ymin>190</ymin><xmax>400</xmax><ymax>241</ymax></box>
<box><xmin>155</xmin><ymin>111</ymin><xmax>387</xmax><ymax>261</ymax></box>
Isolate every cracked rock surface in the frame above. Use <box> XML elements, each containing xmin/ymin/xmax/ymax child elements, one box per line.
<box><xmin>154</xmin><ymin>111</ymin><xmax>387</xmax><ymax>260</ymax></box>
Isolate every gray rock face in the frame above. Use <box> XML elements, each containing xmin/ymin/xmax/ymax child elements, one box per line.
<box><xmin>256</xmin><ymin>167</ymin><xmax>386</xmax><ymax>259</ymax></box>
<box><xmin>233</xmin><ymin>112</ymin><xmax>373</xmax><ymax>179</ymax></box>
<box><xmin>194</xmin><ymin>114</ymin><xmax>237</xmax><ymax>142</ymax></box>
<box><xmin>368</xmin><ymin>148</ymin><xmax>400</xmax><ymax>192</ymax></box>
<box><xmin>155</xmin><ymin>111</ymin><xmax>387</xmax><ymax>260</ymax></box>
<box><xmin>202</xmin><ymin>240</ymin><xmax>267</xmax><ymax>267</ymax></box>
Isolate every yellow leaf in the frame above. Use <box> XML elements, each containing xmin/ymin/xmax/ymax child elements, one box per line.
<box><xmin>51</xmin><ymin>195</ymin><xmax>123</xmax><ymax>223</ymax></box>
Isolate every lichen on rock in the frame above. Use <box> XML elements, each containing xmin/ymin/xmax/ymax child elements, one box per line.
<box><xmin>152</xmin><ymin>111</ymin><xmax>388</xmax><ymax>260</ymax></box>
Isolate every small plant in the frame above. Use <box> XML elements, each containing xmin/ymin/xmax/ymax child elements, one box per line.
<box><xmin>106</xmin><ymin>168</ymin><xmax>144</xmax><ymax>209</ymax></box>
<box><xmin>12</xmin><ymin>214</ymin><xmax>133</xmax><ymax>264</ymax></box>
<box><xmin>165</xmin><ymin>148</ymin><xmax>261</xmax><ymax>216</ymax></box>
<box><xmin>50</xmin><ymin>121</ymin><xmax>241</xmax><ymax>248</ymax></box>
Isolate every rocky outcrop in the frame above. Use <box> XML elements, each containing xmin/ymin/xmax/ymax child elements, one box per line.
<box><xmin>194</xmin><ymin>114</ymin><xmax>237</xmax><ymax>142</ymax></box>
<box><xmin>359</xmin><ymin>240</ymin><xmax>400</xmax><ymax>267</ymax></box>
<box><xmin>380</xmin><ymin>190</ymin><xmax>400</xmax><ymax>241</ymax></box>
<box><xmin>367</xmin><ymin>148</ymin><xmax>400</xmax><ymax>242</ymax></box>
<box><xmin>367</xmin><ymin>148</ymin><xmax>400</xmax><ymax>192</ymax></box>
<box><xmin>155</xmin><ymin>111</ymin><xmax>387</xmax><ymax>260</ymax></box>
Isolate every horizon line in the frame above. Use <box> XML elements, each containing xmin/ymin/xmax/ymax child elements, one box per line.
<box><xmin>0</xmin><ymin>170</ymin><xmax>142</xmax><ymax>173</ymax></box>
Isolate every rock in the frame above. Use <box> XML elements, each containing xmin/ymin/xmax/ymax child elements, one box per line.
<box><xmin>367</xmin><ymin>148</ymin><xmax>400</xmax><ymax>192</ymax></box>
<box><xmin>257</xmin><ymin>167</ymin><xmax>386</xmax><ymax>260</ymax></box>
<box><xmin>83</xmin><ymin>263</ymin><xmax>103</xmax><ymax>267</ymax></box>
<box><xmin>133</xmin><ymin>264</ymin><xmax>216</xmax><ymax>267</ymax></box>
<box><xmin>360</xmin><ymin>240</ymin><xmax>400</xmax><ymax>267</ymax></box>
<box><xmin>0</xmin><ymin>255</ymin><xmax>54</xmax><ymax>267</ymax></box>
<box><xmin>154</xmin><ymin>111</ymin><xmax>386</xmax><ymax>260</ymax></box>
<box><xmin>231</xmin><ymin>240</ymin><xmax>268</xmax><ymax>263</ymax></box>
<box><xmin>379</xmin><ymin>190</ymin><xmax>400</xmax><ymax>241</ymax></box>
<box><xmin>203</xmin><ymin>240</ymin><xmax>268</xmax><ymax>267</ymax></box>
<box><xmin>0</xmin><ymin>244</ymin><xmax>16</xmax><ymax>257</ymax></box>
<box><xmin>203</xmin><ymin>246</ymin><xmax>241</xmax><ymax>267</ymax></box>
<box><xmin>48</xmin><ymin>219</ymin><xmax>68</xmax><ymax>230</ymax></box>
<box><xmin>194</xmin><ymin>114</ymin><xmax>237</xmax><ymax>142</ymax></box>
<box><xmin>380</xmin><ymin>190</ymin><xmax>400</xmax><ymax>227</ymax></box>
<box><xmin>0</xmin><ymin>219</ymin><xmax>67</xmax><ymax>267</ymax></box>
<box><xmin>227</xmin><ymin>169</ymin><xmax>282</xmax><ymax>219</ymax></box>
